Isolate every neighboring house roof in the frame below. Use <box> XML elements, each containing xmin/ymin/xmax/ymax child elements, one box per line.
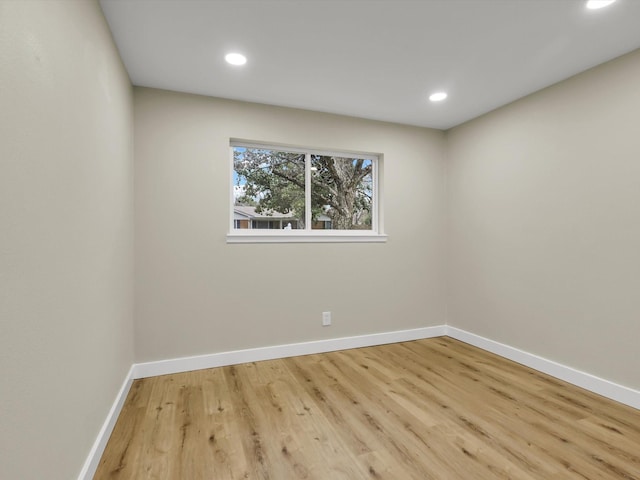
<box><xmin>233</xmin><ymin>205</ymin><xmax>331</xmax><ymax>221</ymax></box>
<box><xmin>233</xmin><ymin>206</ymin><xmax>297</xmax><ymax>220</ymax></box>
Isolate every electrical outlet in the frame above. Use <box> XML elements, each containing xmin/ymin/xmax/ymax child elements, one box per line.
<box><xmin>322</xmin><ymin>311</ymin><xmax>332</xmax><ymax>326</ymax></box>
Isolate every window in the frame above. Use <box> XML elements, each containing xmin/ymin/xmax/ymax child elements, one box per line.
<box><xmin>229</xmin><ymin>141</ymin><xmax>385</xmax><ymax>243</ymax></box>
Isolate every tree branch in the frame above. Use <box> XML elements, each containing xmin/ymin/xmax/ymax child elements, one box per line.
<box><xmin>269</xmin><ymin>168</ymin><xmax>305</xmax><ymax>190</ymax></box>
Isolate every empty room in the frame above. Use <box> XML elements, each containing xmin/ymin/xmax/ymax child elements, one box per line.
<box><xmin>1</xmin><ymin>0</ymin><xmax>639</xmax><ymax>478</ymax></box>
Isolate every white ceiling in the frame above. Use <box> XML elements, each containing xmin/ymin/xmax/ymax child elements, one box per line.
<box><xmin>99</xmin><ymin>0</ymin><xmax>640</xmax><ymax>130</ymax></box>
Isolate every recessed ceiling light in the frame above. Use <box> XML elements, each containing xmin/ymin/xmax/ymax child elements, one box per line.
<box><xmin>225</xmin><ymin>53</ymin><xmax>247</xmax><ymax>66</ymax></box>
<box><xmin>586</xmin><ymin>0</ymin><xmax>616</xmax><ymax>9</ymax></box>
<box><xmin>429</xmin><ymin>92</ymin><xmax>448</xmax><ymax>102</ymax></box>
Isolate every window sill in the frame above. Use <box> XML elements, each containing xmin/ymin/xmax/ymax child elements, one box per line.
<box><xmin>226</xmin><ymin>231</ymin><xmax>388</xmax><ymax>244</ymax></box>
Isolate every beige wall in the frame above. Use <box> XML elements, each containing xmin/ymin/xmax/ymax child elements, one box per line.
<box><xmin>134</xmin><ymin>88</ymin><xmax>447</xmax><ymax>362</ymax></box>
<box><xmin>0</xmin><ymin>1</ymin><xmax>134</xmax><ymax>478</ymax></box>
<box><xmin>1</xmin><ymin>1</ymin><xmax>637</xmax><ymax>474</ymax></box>
<box><xmin>447</xmin><ymin>49</ymin><xmax>640</xmax><ymax>390</ymax></box>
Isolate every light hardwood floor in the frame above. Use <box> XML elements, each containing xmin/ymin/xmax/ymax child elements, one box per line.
<box><xmin>94</xmin><ymin>337</ymin><xmax>640</xmax><ymax>479</ymax></box>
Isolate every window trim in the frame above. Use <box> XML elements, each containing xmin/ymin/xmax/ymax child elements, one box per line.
<box><xmin>226</xmin><ymin>230</ymin><xmax>388</xmax><ymax>244</ymax></box>
<box><xmin>227</xmin><ymin>140</ymin><xmax>386</xmax><ymax>244</ymax></box>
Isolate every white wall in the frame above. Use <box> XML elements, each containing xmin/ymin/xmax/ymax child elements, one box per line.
<box><xmin>134</xmin><ymin>88</ymin><xmax>447</xmax><ymax>362</ymax></box>
<box><xmin>447</xmin><ymin>49</ymin><xmax>640</xmax><ymax>391</ymax></box>
<box><xmin>0</xmin><ymin>1</ymin><xmax>134</xmax><ymax>478</ymax></box>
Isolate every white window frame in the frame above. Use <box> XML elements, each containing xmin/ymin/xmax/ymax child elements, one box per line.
<box><xmin>227</xmin><ymin>140</ymin><xmax>387</xmax><ymax>244</ymax></box>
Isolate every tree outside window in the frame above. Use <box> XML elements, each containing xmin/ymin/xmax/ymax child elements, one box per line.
<box><xmin>233</xmin><ymin>144</ymin><xmax>375</xmax><ymax>232</ymax></box>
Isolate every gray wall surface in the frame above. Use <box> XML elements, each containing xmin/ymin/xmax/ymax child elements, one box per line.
<box><xmin>447</xmin><ymin>49</ymin><xmax>640</xmax><ymax>391</ymax></box>
<box><xmin>134</xmin><ymin>88</ymin><xmax>448</xmax><ymax>362</ymax></box>
<box><xmin>0</xmin><ymin>1</ymin><xmax>134</xmax><ymax>478</ymax></box>
<box><xmin>1</xmin><ymin>2</ymin><xmax>638</xmax><ymax>477</ymax></box>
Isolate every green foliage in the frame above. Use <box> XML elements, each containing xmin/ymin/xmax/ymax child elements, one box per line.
<box><xmin>234</xmin><ymin>147</ymin><xmax>372</xmax><ymax>229</ymax></box>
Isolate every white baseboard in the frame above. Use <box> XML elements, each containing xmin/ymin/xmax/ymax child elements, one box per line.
<box><xmin>77</xmin><ymin>366</ymin><xmax>134</xmax><ymax>480</ymax></box>
<box><xmin>79</xmin><ymin>323</ymin><xmax>639</xmax><ymax>480</ymax></box>
<box><xmin>445</xmin><ymin>326</ymin><xmax>640</xmax><ymax>410</ymax></box>
<box><xmin>76</xmin><ymin>326</ymin><xmax>444</xmax><ymax>479</ymax></box>
<box><xmin>132</xmin><ymin>325</ymin><xmax>447</xmax><ymax>379</ymax></box>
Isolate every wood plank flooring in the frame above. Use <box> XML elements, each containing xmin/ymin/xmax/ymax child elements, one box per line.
<box><xmin>94</xmin><ymin>337</ymin><xmax>640</xmax><ymax>479</ymax></box>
